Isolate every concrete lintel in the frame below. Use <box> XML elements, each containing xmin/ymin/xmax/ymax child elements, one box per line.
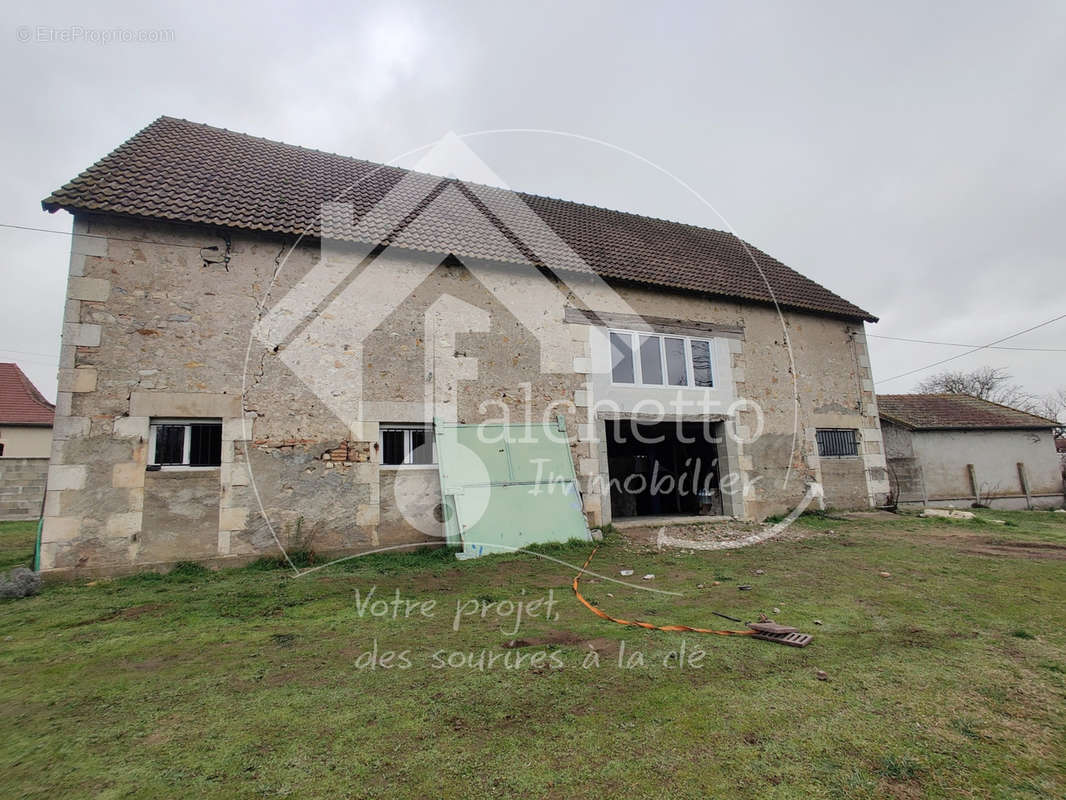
<box><xmin>130</xmin><ymin>391</ymin><xmax>242</xmax><ymax>419</ymax></box>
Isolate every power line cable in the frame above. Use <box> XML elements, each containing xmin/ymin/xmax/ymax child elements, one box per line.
<box><xmin>868</xmin><ymin>333</ymin><xmax>1066</xmax><ymax>352</ymax></box>
<box><xmin>0</xmin><ymin>348</ymin><xmax>60</xmax><ymax>359</ymax></box>
<box><xmin>875</xmin><ymin>313</ymin><xmax>1066</xmax><ymax>385</ymax></box>
<box><xmin>0</xmin><ymin>222</ymin><xmax>227</xmax><ymax>251</ymax></box>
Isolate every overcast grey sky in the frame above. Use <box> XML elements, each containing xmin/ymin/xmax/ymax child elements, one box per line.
<box><xmin>2</xmin><ymin>0</ymin><xmax>1063</xmax><ymax>404</ymax></box>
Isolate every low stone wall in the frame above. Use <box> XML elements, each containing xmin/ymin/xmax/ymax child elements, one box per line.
<box><xmin>0</xmin><ymin>458</ymin><xmax>48</xmax><ymax>521</ymax></box>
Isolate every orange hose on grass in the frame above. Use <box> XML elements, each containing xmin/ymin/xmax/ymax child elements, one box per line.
<box><xmin>571</xmin><ymin>547</ymin><xmax>756</xmax><ymax>637</ymax></box>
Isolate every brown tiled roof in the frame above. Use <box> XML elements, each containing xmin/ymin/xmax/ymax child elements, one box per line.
<box><xmin>42</xmin><ymin>116</ymin><xmax>876</xmax><ymax>321</ymax></box>
<box><xmin>0</xmin><ymin>363</ymin><xmax>54</xmax><ymax>426</ymax></box>
<box><xmin>877</xmin><ymin>394</ymin><xmax>1060</xmax><ymax>431</ymax></box>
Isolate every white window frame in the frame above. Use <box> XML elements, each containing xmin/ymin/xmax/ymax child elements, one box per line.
<box><xmin>379</xmin><ymin>423</ymin><xmax>436</xmax><ymax>469</ymax></box>
<box><xmin>148</xmin><ymin>418</ymin><xmax>222</xmax><ymax>470</ymax></box>
<box><xmin>608</xmin><ymin>329</ymin><xmax>715</xmax><ymax>389</ymax></box>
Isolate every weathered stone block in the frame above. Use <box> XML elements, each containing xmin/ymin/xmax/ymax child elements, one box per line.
<box><xmin>349</xmin><ymin>421</ymin><xmax>379</xmax><ymax>441</ymax></box>
<box><xmin>58</xmin><ymin>367</ymin><xmax>98</xmax><ymax>393</ymax></box>
<box><xmin>43</xmin><ymin>490</ymin><xmax>63</xmax><ymax>517</ymax></box>
<box><xmin>355</xmin><ymin>503</ymin><xmax>379</xmax><ymax>527</ymax></box>
<box><xmin>221</xmin><ymin>462</ymin><xmax>249</xmax><ymax>487</ymax></box>
<box><xmin>222</xmin><ymin>417</ymin><xmax>251</xmax><ymax>442</ymax></box>
<box><xmin>127</xmin><ymin>487</ymin><xmax>144</xmax><ymax>512</ymax></box>
<box><xmin>113</xmin><ymin>416</ymin><xmax>149</xmax><ymax>439</ymax></box>
<box><xmin>62</xmin><ymin>322</ymin><xmax>102</xmax><ymax>347</ymax></box>
<box><xmin>219</xmin><ymin>506</ymin><xmax>249</xmax><ymax>531</ymax></box>
<box><xmin>63</xmin><ymin>298</ymin><xmax>81</xmax><ymax>324</ymax></box>
<box><xmin>112</xmin><ymin>462</ymin><xmax>145</xmax><ymax>489</ymax></box>
<box><xmin>52</xmin><ymin>416</ymin><xmax>90</xmax><ymax>440</ymax></box>
<box><xmin>351</xmin><ymin>462</ymin><xmax>376</xmax><ymax>484</ymax></box>
<box><xmin>41</xmin><ymin>516</ymin><xmax>81</xmax><ymax>543</ymax></box>
<box><xmin>48</xmin><ymin>464</ymin><xmax>87</xmax><ymax>491</ymax></box>
<box><xmin>68</xmin><ymin>277</ymin><xmax>111</xmax><ymax>302</ymax></box>
<box><xmin>129</xmin><ymin>391</ymin><xmax>242</xmax><ymax>419</ymax></box>
<box><xmin>72</xmin><ymin>231</ymin><xmax>107</xmax><ymax>258</ymax></box>
<box><xmin>68</xmin><ymin>252</ymin><xmax>86</xmax><ymax>277</ymax></box>
<box><xmin>106</xmin><ymin>511</ymin><xmax>142</xmax><ymax>537</ymax></box>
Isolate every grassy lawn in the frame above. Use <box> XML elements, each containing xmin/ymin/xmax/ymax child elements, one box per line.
<box><xmin>1</xmin><ymin>510</ymin><xmax>1064</xmax><ymax>799</ymax></box>
<box><xmin>0</xmin><ymin>519</ymin><xmax>37</xmax><ymax>571</ymax></box>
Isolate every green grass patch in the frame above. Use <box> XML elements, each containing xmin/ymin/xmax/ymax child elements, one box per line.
<box><xmin>1</xmin><ymin>512</ymin><xmax>1065</xmax><ymax>798</ymax></box>
<box><xmin>0</xmin><ymin>519</ymin><xmax>37</xmax><ymax>571</ymax></box>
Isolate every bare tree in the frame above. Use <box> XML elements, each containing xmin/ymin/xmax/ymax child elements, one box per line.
<box><xmin>916</xmin><ymin>366</ymin><xmax>1036</xmax><ymax>410</ymax></box>
<box><xmin>1033</xmin><ymin>387</ymin><xmax>1066</xmax><ymax>425</ymax></box>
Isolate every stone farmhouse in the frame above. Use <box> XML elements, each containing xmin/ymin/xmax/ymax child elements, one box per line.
<box><xmin>39</xmin><ymin>116</ymin><xmax>889</xmax><ymax>575</ymax></box>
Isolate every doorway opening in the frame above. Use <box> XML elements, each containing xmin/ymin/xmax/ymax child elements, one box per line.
<box><xmin>605</xmin><ymin>419</ymin><xmax>723</xmax><ymax>519</ymax></box>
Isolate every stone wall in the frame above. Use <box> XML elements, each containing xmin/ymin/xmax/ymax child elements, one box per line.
<box><xmin>40</xmin><ymin>213</ymin><xmax>889</xmax><ymax>575</ymax></box>
<box><xmin>0</xmin><ymin>458</ymin><xmax>48</xmax><ymax>521</ymax></box>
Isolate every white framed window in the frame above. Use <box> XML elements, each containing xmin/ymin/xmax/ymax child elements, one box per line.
<box><xmin>148</xmin><ymin>418</ymin><xmax>222</xmax><ymax>469</ymax></box>
<box><xmin>609</xmin><ymin>329</ymin><xmax>714</xmax><ymax>389</ymax></box>
<box><xmin>380</xmin><ymin>423</ymin><xmax>435</xmax><ymax>468</ymax></box>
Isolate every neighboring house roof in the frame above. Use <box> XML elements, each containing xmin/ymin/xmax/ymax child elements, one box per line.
<box><xmin>42</xmin><ymin>116</ymin><xmax>876</xmax><ymax>322</ymax></box>
<box><xmin>877</xmin><ymin>394</ymin><xmax>1060</xmax><ymax>431</ymax></box>
<box><xmin>0</xmin><ymin>363</ymin><xmax>55</xmax><ymax>426</ymax></box>
<box><xmin>1056</xmin><ymin>437</ymin><xmax>1066</xmax><ymax>454</ymax></box>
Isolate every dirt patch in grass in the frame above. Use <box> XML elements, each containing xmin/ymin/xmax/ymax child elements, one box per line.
<box><xmin>961</xmin><ymin>540</ymin><xmax>1066</xmax><ymax>560</ymax></box>
<box><xmin>502</xmin><ymin>630</ymin><xmax>586</xmax><ymax>648</ymax></box>
<box><xmin>876</xmin><ymin>525</ymin><xmax>1066</xmax><ymax>560</ymax></box>
<box><xmin>68</xmin><ymin>602</ymin><xmax>169</xmax><ymax>627</ymax></box>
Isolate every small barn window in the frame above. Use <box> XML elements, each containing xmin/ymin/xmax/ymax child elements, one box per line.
<box><xmin>380</xmin><ymin>424</ymin><xmax>435</xmax><ymax>467</ymax></box>
<box><xmin>149</xmin><ymin>419</ymin><xmax>222</xmax><ymax>468</ymax></box>
<box><xmin>816</xmin><ymin>428</ymin><xmax>859</xmax><ymax>458</ymax></box>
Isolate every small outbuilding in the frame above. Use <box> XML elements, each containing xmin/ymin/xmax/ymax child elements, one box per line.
<box><xmin>0</xmin><ymin>363</ymin><xmax>55</xmax><ymax>520</ymax></box>
<box><xmin>878</xmin><ymin>393</ymin><xmax>1064</xmax><ymax>510</ymax></box>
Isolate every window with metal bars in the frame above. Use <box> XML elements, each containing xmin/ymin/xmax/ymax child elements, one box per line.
<box><xmin>149</xmin><ymin>419</ymin><xmax>222</xmax><ymax>467</ymax></box>
<box><xmin>815</xmin><ymin>428</ymin><xmax>859</xmax><ymax>458</ymax></box>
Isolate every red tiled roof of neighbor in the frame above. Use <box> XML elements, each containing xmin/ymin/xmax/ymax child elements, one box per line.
<box><xmin>0</xmin><ymin>363</ymin><xmax>55</xmax><ymax>426</ymax></box>
<box><xmin>877</xmin><ymin>394</ymin><xmax>1060</xmax><ymax>431</ymax></box>
<box><xmin>42</xmin><ymin>116</ymin><xmax>876</xmax><ymax>322</ymax></box>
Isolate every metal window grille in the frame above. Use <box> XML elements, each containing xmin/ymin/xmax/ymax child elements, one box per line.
<box><xmin>816</xmin><ymin>428</ymin><xmax>858</xmax><ymax>458</ymax></box>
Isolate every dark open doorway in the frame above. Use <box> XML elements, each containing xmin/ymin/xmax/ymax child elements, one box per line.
<box><xmin>605</xmin><ymin>419</ymin><xmax>723</xmax><ymax>519</ymax></box>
